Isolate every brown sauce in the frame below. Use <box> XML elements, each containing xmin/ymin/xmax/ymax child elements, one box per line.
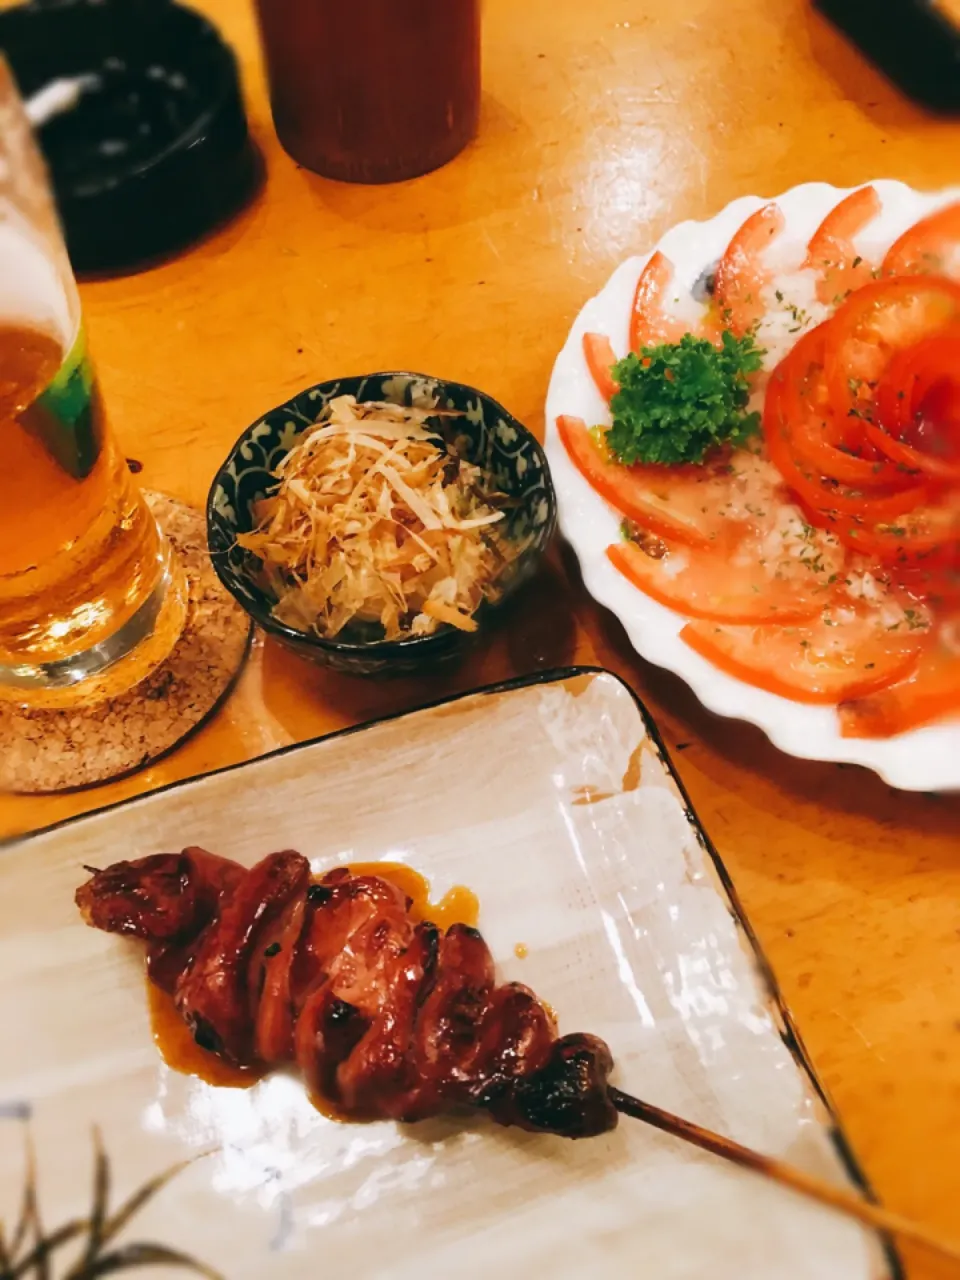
<box><xmin>148</xmin><ymin>861</ymin><xmax>480</xmax><ymax>1090</ymax></box>
<box><xmin>347</xmin><ymin>860</ymin><xmax>479</xmax><ymax>932</ymax></box>
<box><xmin>146</xmin><ymin>981</ymin><xmax>265</xmax><ymax>1089</ymax></box>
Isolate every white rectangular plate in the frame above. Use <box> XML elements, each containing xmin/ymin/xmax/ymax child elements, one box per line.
<box><xmin>0</xmin><ymin>669</ymin><xmax>896</xmax><ymax>1279</ymax></box>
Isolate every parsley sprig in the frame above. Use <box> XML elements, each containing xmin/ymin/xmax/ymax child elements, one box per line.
<box><xmin>606</xmin><ymin>330</ymin><xmax>765</xmax><ymax>466</ymax></box>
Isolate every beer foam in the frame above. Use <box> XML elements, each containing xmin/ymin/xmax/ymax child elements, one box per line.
<box><xmin>0</xmin><ymin>207</ymin><xmax>75</xmax><ymax>346</ymax></box>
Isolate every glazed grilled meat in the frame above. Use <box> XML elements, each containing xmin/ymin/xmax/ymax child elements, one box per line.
<box><xmin>76</xmin><ymin>849</ymin><xmax>618</xmax><ymax>1139</ymax></box>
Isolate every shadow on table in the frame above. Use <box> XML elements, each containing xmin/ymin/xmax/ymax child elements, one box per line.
<box><xmin>258</xmin><ymin>555</ymin><xmax>579</xmax><ymax>735</ymax></box>
<box><xmin>558</xmin><ymin>542</ymin><xmax>960</xmax><ymax>851</ymax></box>
<box><xmin>293</xmin><ymin>93</ymin><xmax>536</xmax><ymax>237</ymax></box>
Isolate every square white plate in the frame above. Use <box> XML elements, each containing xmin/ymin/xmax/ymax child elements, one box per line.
<box><xmin>0</xmin><ymin>669</ymin><xmax>896</xmax><ymax>1279</ymax></box>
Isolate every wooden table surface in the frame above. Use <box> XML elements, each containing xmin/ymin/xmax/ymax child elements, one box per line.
<box><xmin>4</xmin><ymin>2</ymin><xmax>960</xmax><ymax>1274</ymax></box>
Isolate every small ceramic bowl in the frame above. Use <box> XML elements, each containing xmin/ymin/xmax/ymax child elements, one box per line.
<box><xmin>206</xmin><ymin>372</ymin><xmax>557</xmax><ymax>676</ymax></box>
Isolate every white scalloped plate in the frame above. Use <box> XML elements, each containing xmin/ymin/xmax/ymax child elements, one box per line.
<box><xmin>545</xmin><ymin>180</ymin><xmax>960</xmax><ymax>792</ymax></box>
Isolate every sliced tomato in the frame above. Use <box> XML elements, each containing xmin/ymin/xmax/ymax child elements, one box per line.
<box><xmin>824</xmin><ymin>276</ymin><xmax>960</xmax><ymax>422</ymax></box>
<box><xmin>874</xmin><ymin>332</ymin><xmax>953</xmax><ymax>436</ymax></box>
<box><xmin>870</xmin><ymin>329</ymin><xmax>960</xmax><ymax>481</ymax></box>
<box><xmin>556</xmin><ymin>414</ymin><xmax>740</xmax><ymax>550</ymax></box>
<box><xmin>805</xmin><ymin>185</ymin><xmax>881</xmax><ymax>305</ymax></box>
<box><xmin>882</xmin><ymin>200</ymin><xmax>960</xmax><ymax>278</ymax></box>
<box><xmin>834</xmin><ymin>503</ymin><xmax>960</xmax><ymax>562</ymax></box>
<box><xmin>839</xmin><ymin>624</ymin><xmax>960</xmax><ymax>736</ymax></box>
<box><xmin>713</xmin><ymin>202</ymin><xmax>785</xmax><ymax>336</ymax></box>
<box><xmin>866</xmin><ymin>424</ymin><xmax>960</xmax><ymax>485</ymax></box>
<box><xmin>607</xmin><ymin>537</ymin><xmax>828</xmax><ymax>624</ymax></box>
<box><xmin>629</xmin><ymin>251</ymin><xmax>692</xmax><ymax>351</ymax></box>
<box><xmin>773</xmin><ymin>322</ymin><xmax>910</xmax><ymax>488</ymax></box>
<box><xmin>912</xmin><ymin>345</ymin><xmax>960</xmax><ymax>424</ymax></box>
<box><xmin>582</xmin><ymin>332</ymin><xmax>619</xmax><ymax>401</ymax></box>
<box><xmin>681</xmin><ymin>613</ymin><xmax>922</xmax><ymax>704</ymax></box>
<box><xmin>892</xmin><ymin>554</ymin><xmax>960</xmax><ymax>607</ymax></box>
<box><xmin>763</xmin><ymin>346</ymin><xmax>929</xmax><ymax>523</ymax></box>
<box><xmin>764</xmin><ymin>311</ymin><xmax>960</xmax><ymax>562</ymax></box>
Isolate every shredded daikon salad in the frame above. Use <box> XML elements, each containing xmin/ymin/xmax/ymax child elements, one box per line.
<box><xmin>237</xmin><ymin>396</ymin><xmax>516</xmax><ymax>641</ymax></box>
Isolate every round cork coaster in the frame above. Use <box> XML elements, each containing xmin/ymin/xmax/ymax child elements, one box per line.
<box><xmin>0</xmin><ymin>492</ymin><xmax>253</xmax><ymax>794</ymax></box>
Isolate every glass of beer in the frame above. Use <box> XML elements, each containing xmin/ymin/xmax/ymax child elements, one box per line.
<box><xmin>0</xmin><ymin>60</ymin><xmax>186</xmax><ymax>705</ymax></box>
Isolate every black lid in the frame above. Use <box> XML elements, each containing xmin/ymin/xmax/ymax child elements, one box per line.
<box><xmin>0</xmin><ymin>0</ymin><xmax>260</xmax><ymax>274</ymax></box>
<box><xmin>813</xmin><ymin>0</ymin><xmax>960</xmax><ymax>112</ymax></box>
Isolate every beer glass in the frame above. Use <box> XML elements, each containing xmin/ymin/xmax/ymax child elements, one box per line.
<box><xmin>0</xmin><ymin>60</ymin><xmax>185</xmax><ymax>704</ymax></box>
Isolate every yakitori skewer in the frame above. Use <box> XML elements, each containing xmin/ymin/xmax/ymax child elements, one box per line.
<box><xmin>77</xmin><ymin>849</ymin><xmax>960</xmax><ymax>1269</ymax></box>
<box><xmin>608</xmin><ymin>1087</ymin><xmax>960</xmax><ymax>1267</ymax></box>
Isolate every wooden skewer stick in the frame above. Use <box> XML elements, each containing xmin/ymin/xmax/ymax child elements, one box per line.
<box><xmin>609</xmin><ymin>1086</ymin><xmax>960</xmax><ymax>1267</ymax></box>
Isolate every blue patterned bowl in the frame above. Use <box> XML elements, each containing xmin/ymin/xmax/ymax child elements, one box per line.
<box><xmin>206</xmin><ymin>372</ymin><xmax>557</xmax><ymax>676</ymax></box>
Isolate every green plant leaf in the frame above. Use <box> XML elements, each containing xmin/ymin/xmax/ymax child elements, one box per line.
<box><xmin>96</xmin><ymin>1159</ymin><xmax>196</xmax><ymax>1252</ymax></box>
<box><xmin>8</xmin><ymin>1220</ymin><xmax>88</xmax><ymax>1279</ymax></box>
<box><xmin>76</xmin><ymin>1242</ymin><xmax>224</xmax><ymax>1279</ymax></box>
<box><xmin>72</xmin><ymin>1128</ymin><xmax>111</xmax><ymax>1274</ymax></box>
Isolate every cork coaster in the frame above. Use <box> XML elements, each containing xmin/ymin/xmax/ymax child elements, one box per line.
<box><xmin>0</xmin><ymin>492</ymin><xmax>253</xmax><ymax>793</ymax></box>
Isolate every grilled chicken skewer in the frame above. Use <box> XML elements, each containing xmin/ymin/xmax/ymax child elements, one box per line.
<box><xmin>77</xmin><ymin>849</ymin><xmax>960</xmax><ymax>1268</ymax></box>
<box><xmin>77</xmin><ymin>848</ymin><xmax>617</xmax><ymax>1137</ymax></box>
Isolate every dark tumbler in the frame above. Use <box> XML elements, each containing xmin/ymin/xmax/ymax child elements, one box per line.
<box><xmin>253</xmin><ymin>0</ymin><xmax>482</xmax><ymax>183</ymax></box>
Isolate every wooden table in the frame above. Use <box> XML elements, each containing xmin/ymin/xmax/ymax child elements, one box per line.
<box><xmin>4</xmin><ymin>2</ymin><xmax>960</xmax><ymax>1273</ymax></box>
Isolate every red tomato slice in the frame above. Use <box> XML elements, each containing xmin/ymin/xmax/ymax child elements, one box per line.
<box><xmin>557</xmin><ymin>414</ymin><xmax>747</xmax><ymax>549</ymax></box>
<box><xmin>875</xmin><ymin>328</ymin><xmax>960</xmax><ymax>427</ymax></box>
<box><xmin>892</xmin><ymin>555</ymin><xmax>960</xmax><ymax>607</ymax></box>
<box><xmin>882</xmin><ymin>200</ymin><xmax>960</xmax><ymax>278</ymax></box>
<box><xmin>805</xmin><ymin>186</ymin><xmax>881</xmax><ymax>305</ymax></box>
<box><xmin>839</xmin><ymin>624</ymin><xmax>960</xmax><ymax>737</ymax></box>
<box><xmin>762</xmin><ymin>301</ymin><xmax>960</xmax><ymax>562</ymax></box>
<box><xmin>914</xmin><ymin>353</ymin><xmax>960</xmax><ymax>426</ymax></box>
<box><xmin>835</xmin><ymin>504</ymin><xmax>960</xmax><ymax>561</ymax></box>
<box><xmin>871</xmin><ymin>330</ymin><xmax>960</xmax><ymax>481</ymax></box>
<box><xmin>774</xmin><ymin>322</ymin><xmax>909</xmax><ymax>488</ymax></box>
<box><xmin>582</xmin><ymin>332</ymin><xmax>619</xmax><ymax>401</ymax></box>
<box><xmin>629</xmin><ymin>252</ymin><xmax>692</xmax><ymax>351</ymax></box>
<box><xmin>681</xmin><ymin>614</ymin><xmax>922</xmax><ymax>704</ymax></box>
<box><xmin>714</xmin><ymin>202</ymin><xmax>785</xmax><ymax>336</ymax></box>
<box><xmin>763</xmin><ymin>346</ymin><xmax>929</xmax><ymax>523</ymax></box>
<box><xmin>824</xmin><ymin>276</ymin><xmax>960</xmax><ymax>422</ymax></box>
<box><xmin>607</xmin><ymin>538</ymin><xmax>827</xmax><ymax>624</ymax></box>
<box><xmin>865</xmin><ymin>424</ymin><xmax>960</xmax><ymax>484</ymax></box>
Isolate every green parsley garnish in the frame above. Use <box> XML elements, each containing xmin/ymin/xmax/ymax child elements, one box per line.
<box><xmin>606</xmin><ymin>330</ymin><xmax>765</xmax><ymax>467</ymax></box>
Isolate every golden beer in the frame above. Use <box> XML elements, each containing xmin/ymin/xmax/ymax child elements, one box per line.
<box><xmin>0</xmin><ymin>62</ymin><xmax>184</xmax><ymax>702</ymax></box>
